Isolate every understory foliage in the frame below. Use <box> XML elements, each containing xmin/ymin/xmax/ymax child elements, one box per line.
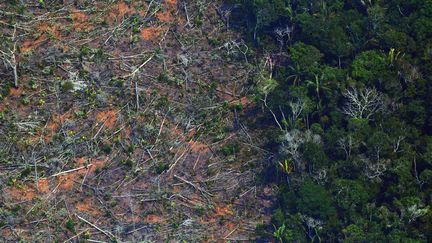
<box><xmin>231</xmin><ymin>0</ymin><xmax>432</xmax><ymax>241</ymax></box>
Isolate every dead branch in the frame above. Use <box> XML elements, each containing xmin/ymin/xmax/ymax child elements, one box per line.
<box><xmin>0</xmin><ymin>24</ymin><xmax>19</xmax><ymax>87</ymax></box>
<box><xmin>135</xmin><ymin>79</ymin><xmax>140</xmax><ymax>110</ymax></box>
<box><xmin>263</xmin><ymin>93</ymin><xmax>283</xmax><ymax>131</ymax></box>
<box><xmin>50</xmin><ymin>164</ymin><xmax>92</xmax><ymax>177</ymax></box>
<box><xmin>174</xmin><ymin>174</ymin><xmax>213</xmax><ymax>197</ymax></box>
<box><xmin>75</xmin><ymin>214</ymin><xmax>116</xmax><ymax>240</ymax></box>
<box><xmin>182</xmin><ymin>2</ymin><xmax>192</xmax><ymax>28</ymax></box>
<box><xmin>124</xmin><ymin>54</ymin><xmax>155</xmax><ymax>79</ymax></box>
<box><xmin>342</xmin><ymin>87</ymin><xmax>385</xmax><ymax>120</ymax></box>
<box><xmin>223</xmin><ymin>226</ymin><xmax>240</xmax><ymax>239</ymax></box>
<box><xmin>167</xmin><ymin>146</ymin><xmax>191</xmax><ymax>175</ymax></box>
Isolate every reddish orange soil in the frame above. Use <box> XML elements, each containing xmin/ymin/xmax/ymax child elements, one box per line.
<box><xmin>9</xmin><ymin>87</ymin><xmax>22</xmax><ymax>97</ymax></box>
<box><xmin>188</xmin><ymin>140</ymin><xmax>210</xmax><ymax>153</ymax></box>
<box><xmin>239</xmin><ymin>96</ymin><xmax>250</xmax><ymax>110</ymax></box>
<box><xmin>90</xmin><ymin>157</ymin><xmax>108</xmax><ymax>173</ymax></box>
<box><xmin>124</xmin><ymin>215</ymin><xmax>141</xmax><ymax>223</ymax></box>
<box><xmin>38</xmin><ymin>23</ymin><xmax>62</xmax><ymax>39</ymax></box>
<box><xmin>58</xmin><ymin>173</ymin><xmax>79</xmax><ymax>190</ymax></box>
<box><xmin>71</xmin><ymin>10</ymin><xmax>93</xmax><ymax>31</ymax></box>
<box><xmin>117</xmin><ymin>1</ymin><xmax>133</xmax><ymax>18</ymax></box>
<box><xmin>75</xmin><ymin>198</ymin><xmax>101</xmax><ymax>216</ymax></box>
<box><xmin>6</xmin><ymin>185</ymin><xmax>36</xmax><ymax>201</ymax></box>
<box><xmin>107</xmin><ymin>1</ymin><xmax>135</xmax><ymax>23</ymax></box>
<box><xmin>43</xmin><ymin>112</ymin><xmax>73</xmax><ymax>142</ymax></box>
<box><xmin>166</xmin><ymin>0</ymin><xmax>177</xmax><ymax>5</ymax></box>
<box><xmin>214</xmin><ymin>204</ymin><xmax>234</xmax><ymax>217</ymax></box>
<box><xmin>140</xmin><ymin>26</ymin><xmax>164</xmax><ymax>41</ymax></box>
<box><xmin>21</xmin><ymin>34</ymin><xmax>47</xmax><ymax>52</ymax></box>
<box><xmin>95</xmin><ymin>109</ymin><xmax>118</xmax><ymax>129</ymax></box>
<box><xmin>144</xmin><ymin>214</ymin><xmax>166</xmax><ymax>224</ymax></box>
<box><xmin>37</xmin><ymin>178</ymin><xmax>50</xmax><ymax>193</ymax></box>
<box><xmin>75</xmin><ymin>157</ymin><xmax>87</xmax><ymax>167</ymax></box>
<box><xmin>156</xmin><ymin>11</ymin><xmax>175</xmax><ymax>23</ymax></box>
<box><xmin>0</xmin><ymin>87</ymin><xmax>23</xmax><ymax>112</ymax></box>
<box><xmin>159</xmin><ymin>0</ymin><xmax>177</xmax><ymax>22</ymax></box>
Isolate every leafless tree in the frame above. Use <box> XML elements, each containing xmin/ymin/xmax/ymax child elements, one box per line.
<box><xmin>263</xmin><ymin>93</ymin><xmax>283</xmax><ymax>131</ymax></box>
<box><xmin>392</xmin><ymin>135</ymin><xmax>405</xmax><ymax>153</ymax></box>
<box><xmin>337</xmin><ymin>135</ymin><xmax>357</xmax><ymax>160</ymax></box>
<box><xmin>342</xmin><ymin>87</ymin><xmax>384</xmax><ymax>120</ymax></box>
<box><xmin>280</xmin><ymin>129</ymin><xmax>303</xmax><ymax>163</ymax></box>
<box><xmin>280</xmin><ymin>129</ymin><xmax>321</xmax><ymax>171</ymax></box>
<box><xmin>362</xmin><ymin>156</ymin><xmax>388</xmax><ymax>182</ymax></box>
<box><xmin>274</xmin><ymin>26</ymin><xmax>294</xmax><ymax>52</ymax></box>
<box><xmin>300</xmin><ymin>214</ymin><xmax>323</xmax><ymax>242</ymax></box>
<box><xmin>220</xmin><ymin>39</ymin><xmax>249</xmax><ymax>63</ymax></box>
<box><xmin>398</xmin><ymin>61</ymin><xmax>421</xmax><ymax>84</ymax></box>
<box><xmin>288</xmin><ymin>98</ymin><xmax>306</xmax><ymax>126</ymax></box>
<box><xmin>0</xmin><ymin>24</ymin><xmax>18</xmax><ymax>87</ymax></box>
<box><xmin>312</xmin><ymin>168</ymin><xmax>328</xmax><ymax>185</ymax></box>
<box><xmin>257</xmin><ymin>56</ymin><xmax>282</xmax><ymax>130</ymax></box>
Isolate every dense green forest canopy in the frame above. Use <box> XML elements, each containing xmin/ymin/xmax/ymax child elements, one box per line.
<box><xmin>230</xmin><ymin>0</ymin><xmax>432</xmax><ymax>241</ymax></box>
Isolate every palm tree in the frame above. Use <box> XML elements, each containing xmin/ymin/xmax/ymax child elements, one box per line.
<box><xmin>287</xmin><ymin>64</ymin><xmax>303</xmax><ymax>85</ymax></box>
<box><xmin>306</xmin><ymin>74</ymin><xmax>330</xmax><ymax>108</ymax></box>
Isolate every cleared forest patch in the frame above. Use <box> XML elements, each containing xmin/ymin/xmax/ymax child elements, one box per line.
<box><xmin>0</xmin><ymin>0</ymin><xmax>272</xmax><ymax>241</ymax></box>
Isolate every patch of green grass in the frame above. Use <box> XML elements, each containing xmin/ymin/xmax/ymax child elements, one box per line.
<box><xmin>155</xmin><ymin>162</ymin><xmax>169</xmax><ymax>174</ymax></box>
<box><xmin>109</xmin><ymin>78</ymin><xmax>124</xmax><ymax>88</ymax></box>
<box><xmin>11</xmin><ymin>205</ymin><xmax>21</xmax><ymax>215</ymax></box>
<box><xmin>21</xmin><ymin>97</ymin><xmax>30</xmax><ymax>105</ymax></box>
<box><xmin>220</xmin><ymin>142</ymin><xmax>240</xmax><ymax>156</ymax></box>
<box><xmin>156</xmin><ymin>96</ymin><xmax>170</xmax><ymax>110</ymax></box>
<box><xmin>19</xmin><ymin>167</ymin><xmax>31</xmax><ymax>178</ymax></box>
<box><xmin>61</xmin><ymin>81</ymin><xmax>74</xmax><ymax>92</ymax></box>
<box><xmin>126</xmin><ymin>144</ymin><xmax>136</xmax><ymax>154</ymax></box>
<box><xmin>101</xmin><ymin>144</ymin><xmax>112</xmax><ymax>154</ymax></box>
<box><xmin>208</xmin><ymin>37</ymin><xmax>222</xmax><ymax>47</ymax></box>
<box><xmin>65</xmin><ymin>219</ymin><xmax>75</xmax><ymax>232</ymax></box>
<box><xmin>157</xmin><ymin>72</ymin><xmax>171</xmax><ymax>84</ymax></box>
<box><xmin>121</xmin><ymin>159</ymin><xmax>134</xmax><ymax>168</ymax></box>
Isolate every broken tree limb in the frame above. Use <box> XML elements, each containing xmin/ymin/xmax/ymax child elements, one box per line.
<box><xmin>135</xmin><ymin>79</ymin><xmax>140</xmax><ymax>111</ymax></box>
<box><xmin>0</xmin><ymin>24</ymin><xmax>19</xmax><ymax>87</ymax></box>
<box><xmin>124</xmin><ymin>54</ymin><xmax>155</xmax><ymax>79</ymax></box>
<box><xmin>182</xmin><ymin>2</ymin><xmax>192</xmax><ymax>28</ymax></box>
<box><xmin>174</xmin><ymin>174</ymin><xmax>213</xmax><ymax>197</ymax></box>
<box><xmin>50</xmin><ymin>164</ymin><xmax>92</xmax><ymax>177</ymax></box>
<box><xmin>167</xmin><ymin>146</ymin><xmax>190</xmax><ymax>176</ymax></box>
<box><xmin>75</xmin><ymin>213</ymin><xmax>116</xmax><ymax>240</ymax></box>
